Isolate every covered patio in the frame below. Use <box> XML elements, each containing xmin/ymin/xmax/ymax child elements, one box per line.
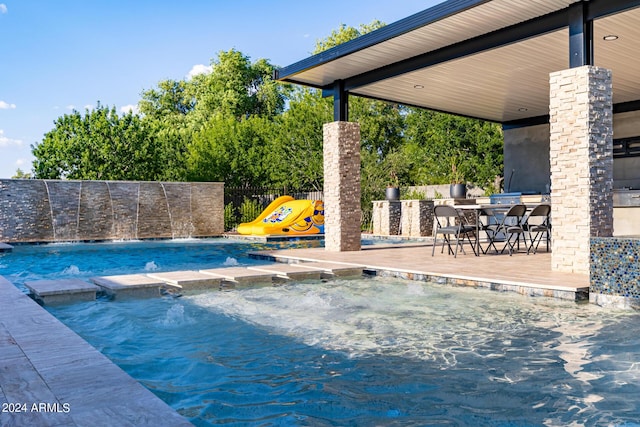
<box><xmin>275</xmin><ymin>0</ymin><xmax>640</xmax><ymax>308</ymax></box>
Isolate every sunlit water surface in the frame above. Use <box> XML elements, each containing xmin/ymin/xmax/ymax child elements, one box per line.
<box><xmin>2</xmin><ymin>240</ymin><xmax>640</xmax><ymax>426</ymax></box>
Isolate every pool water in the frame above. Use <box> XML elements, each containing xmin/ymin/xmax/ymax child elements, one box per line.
<box><xmin>0</xmin><ymin>238</ymin><xmax>317</xmax><ymax>292</ymax></box>
<box><xmin>2</xmin><ymin>240</ymin><xmax>640</xmax><ymax>426</ymax></box>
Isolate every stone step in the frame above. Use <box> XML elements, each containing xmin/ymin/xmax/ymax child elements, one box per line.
<box><xmin>199</xmin><ymin>267</ymin><xmax>275</xmax><ymax>286</ymax></box>
<box><xmin>247</xmin><ymin>264</ymin><xmax>323</xmax><ymax>281</ymax></box>
<box><xmin>31</xmin><ymin>263</ymin><xmax>359</xmax><ymax>304</ymax></box>
<box><xmin>146</xmin><ymin>271</ymin><xmax>222</xmax><ymax>290</ymax></box>
<box><xmin>91</xmin><ymin>274</ymin><xmax>166</xmax><ymax>299</ymax></box>
<box><xmin>290</xmin><ymin>261</ymin><xmax>364</xmax><ymax>278</ymax></box>
<box><xmin>24</xmin><ymin>279</ymin><xmax>100</xmax><ymax>305</ymax></box>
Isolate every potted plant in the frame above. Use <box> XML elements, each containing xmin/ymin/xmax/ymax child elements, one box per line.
<box><xmin>449</xmin><ymin>157</ymin><xmax>467</xmax><ymax>199</ymax></box>
<box><xmin>386</xmin><ymin>170</ymin><xmax>400</xmax><ymax>201</ymax></box>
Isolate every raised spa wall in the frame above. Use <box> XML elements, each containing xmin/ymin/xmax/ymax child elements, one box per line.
<box><xmin>590</xmin><ymin>237</ymin><xmax>640</xmax><ymax>309</ymax></box>
<box><xmin>0</xmin><ymin>179</ymin><xmax>224</xmax><ymax>243</ymax></box>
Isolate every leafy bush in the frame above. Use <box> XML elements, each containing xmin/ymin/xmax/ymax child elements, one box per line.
<box><xmin>401</xmin><ymin>188</ymin><xmax>427</xmax><ymax>200</ymax></box>
<box><xmin>224</xmin><ymin>202</ymin><xmax>237</xmax><ymax>232</ymax></box>
<box><xmin>239</xmin><ymin>197</ymin><xmax>263</xmax><ymax>225</ymax></box>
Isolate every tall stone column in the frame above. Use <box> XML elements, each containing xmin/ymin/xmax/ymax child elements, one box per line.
<box><xmin>549</xmin><ymin>66</ymin><xmax>613</xmax><ymax>273</ymax></box>
<box><xmin>323</xmin><ymin>121</ymin><xmax>361</xmax><ymax>251</ymax></box>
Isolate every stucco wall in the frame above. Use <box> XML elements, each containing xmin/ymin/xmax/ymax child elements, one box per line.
<box><xmin>504</xmin><ymin>110</ymin><xmax>640</xmax><ymax>193</ymax></box>
<box><xmin>503</xmin><ymin>124</ymin><xmax>551</xmax><ymax>194</ymax></box>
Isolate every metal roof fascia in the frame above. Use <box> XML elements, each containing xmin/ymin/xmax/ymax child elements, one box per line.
<box><xmin>274</xmin><ymin>0</ymin><xmax>490</xmax><ymax>81</ymax></box>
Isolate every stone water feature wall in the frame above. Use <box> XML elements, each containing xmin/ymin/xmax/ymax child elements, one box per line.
<box><xmin>0</xmin><ymin>179</ymin><xmax>224</xmax><ymax>243</ymax></box>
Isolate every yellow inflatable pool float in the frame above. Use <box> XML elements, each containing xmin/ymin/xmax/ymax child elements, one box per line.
<box><xmin>236</xmin><ymin>195</ymin><xmax>324</xmax><ymax>236</ymax></box>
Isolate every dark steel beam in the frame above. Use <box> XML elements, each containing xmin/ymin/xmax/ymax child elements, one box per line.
<box><xmin>502</xmin><ymin>115</ymin><xmax>550</xmax><ymax>130</ymax></box>
<box><xmin>350</xmin><ymin>92</ymin><xmax>499</xmax><ymax>124</ymax></box>
<box><xmin>613</xmin><ymin>100</ymin><xmax>640</xmax><ymax>114</ymax></box>
<box><xmin>569</xmin><ymin>2</ymin><xmax>593</xmax><ymax>67</ymax></box>
<box><xmin>332</xmin><ymin>80</ymin><xmax>349</xmax><ymax>122</ymax></box>
<box><xmin>502</xmin><ymin>100</ymin><xmax>640</xmax><ymax>129</ymax></box>
<box><xmin>587</xmin><ymin>0</ymin><xmax>640</xmax><ymax>20</ymax></box>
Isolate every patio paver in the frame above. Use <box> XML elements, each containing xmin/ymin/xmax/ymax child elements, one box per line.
<box><xmin>250</xmin><ymin>240</ymin><xmax>589</xmax><ymax>301</ymax></box>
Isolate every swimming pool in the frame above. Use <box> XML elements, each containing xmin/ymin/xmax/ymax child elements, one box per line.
<box><xmin>0</xmin><ymin>238</ymin><xmax>318</xmax><ymax>292</ymax></box>
<box><xmin>3</xmin><ymin>240</ymin><xmax>640</xmax><ymax>426</ymax></box>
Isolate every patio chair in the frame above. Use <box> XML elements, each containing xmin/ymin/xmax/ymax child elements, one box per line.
<box><xmin>484</xmin><ymin>204</ymin><xmax>527</xmax><ymax>256</ymax></box>
<box><xmin>431</xmin><ymin>205</ymin><xmax>478</xmax><ymax>258</ymax></box>
<box><xmin>524</xmin><ymin>203</ymin><xmax>551</xmax><ymax>254</ymax></box>
<box><xmin>477</xmin><ymin>206</ymin><xmax>501</xmax><ymax>254</ymax></box>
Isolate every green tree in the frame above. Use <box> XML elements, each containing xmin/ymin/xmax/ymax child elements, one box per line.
<box><xmin>314</xmin><ymin>21</ymin><xmax>386</xmax><ymax>53</ymax></box>
<box><xmin>404</xmin><ymin>109</ymin><xmax>503</xmax><ymax>186</ymax></box>
<box><xmin>139</xmin><ymin>79</ymin><xmax>194</xmax><ymax>118</ymax></box>
<box><xmin>187</xmin><ymin>49</ymin><xmax>288</xmax><ymax>125</ymax></box>
<box><xmin>268</xmin><ymin>88</ymin><xmax>331</xmax><ymax>190</ymax></box>
<box><xmin>12</xmin><ymin>168</ymin><xmax>32</xmax><ymax>179</ymax></box>
<box><xmin>313</xmin><ymin>21</ymin><xmax>409</xmax><ymax>219</ymax></box>
<box><xmin>32</xmin><ymin>104</ymin><xmax>164</xmax><ymax>180</ymax></box>
<box><xmin>186</xmin><ymin>114</ymin><xmax>275</xmax><ymax>187</ymax></box>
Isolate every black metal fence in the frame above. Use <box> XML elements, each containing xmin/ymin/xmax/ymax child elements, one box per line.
<box><xmin>224</xmin><ymin>186</ymin><xmax>323</xmax><ymax>232</ymax></box>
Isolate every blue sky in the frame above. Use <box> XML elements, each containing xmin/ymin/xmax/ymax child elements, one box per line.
<box><xmin>0</xmin><ymin>1</ymin><xmax>441</xmax><ymax>178</ymax></box>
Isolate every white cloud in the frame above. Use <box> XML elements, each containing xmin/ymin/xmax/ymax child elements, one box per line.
<box><xmin>0</xmin><ymin>100</ymin><xmax>16</xmax><ymax>109</ymax></box>
<box><xmin>186</xmin><ymin>64</ymin><xmax>213</xmax><ymax>79</ymax></box>
<box><xmin>0</xmin><ymin>4</ymin><xmax>7</xmax><ymax>14</ymax></box>
<box><xmin>15</xmin><ymin>158</ymin><xmax>24</xmax><ymax>166</ymax></box>
<box><xmin>120</xmin><ymin>104</ymin><xmax>139</xmax><ymax>115</ymax></box>
<box><xmin>66</xmin><ymin>104</ymin><xmax>76</xmax><ymax>110</ymax></box>
<box><xmin>83</xmin><ymin>104</ymin><xmax>94</xmax><ymax>111</ymax></box>
<box><xmin>0</xmin><ymin>130</ymin><xmax>23</xmax><ymax>147</ymax></box>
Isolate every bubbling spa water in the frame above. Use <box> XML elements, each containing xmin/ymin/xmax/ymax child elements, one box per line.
<box><xmin>3</xmin><ymin>240</ymin><xmax>640</xmax><ymax>425</ymax></box>
<box><xmin>51</xmin><ymin>278</ymin><xmax>640</xmax><ymax>426</ymax></box>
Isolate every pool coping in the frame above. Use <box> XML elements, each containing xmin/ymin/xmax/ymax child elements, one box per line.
<box><xmin>0</xmin><ymin>276</ymin><xmax>193</xmax><ymax>427</ymax></box>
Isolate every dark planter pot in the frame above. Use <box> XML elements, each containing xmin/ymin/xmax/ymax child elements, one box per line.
<box><xmin>449</xmin><ymin>183</ymin><xmax>467</xmax><ymax>199</ymax></box>
<box><xmin>385</xmin><ymin>187</ymin><xmax>400</xmax><ymax>201</ymax></box>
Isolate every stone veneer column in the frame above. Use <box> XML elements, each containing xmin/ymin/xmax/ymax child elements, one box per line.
<box><xmin>323</xmin><ymin>121</ymin><xmax>361</xmax><ymax>251</ymax></box>
<box><xmin>549</xmin><ymin>66</ymin><xmax>613</xmax><ymax>273</ymax></box>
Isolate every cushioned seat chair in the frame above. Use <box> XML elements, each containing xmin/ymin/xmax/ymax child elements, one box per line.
<box><xmin>431</xmin><ymin>205</ymin><xmax>478</xmax><ymax>258</ymax></box>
